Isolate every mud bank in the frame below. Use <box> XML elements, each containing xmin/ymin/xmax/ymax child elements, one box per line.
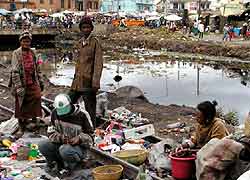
<box><xmin>102</xmin><ymin>28</ymin><xmax>250</xmax><ymax>61</ymax></box>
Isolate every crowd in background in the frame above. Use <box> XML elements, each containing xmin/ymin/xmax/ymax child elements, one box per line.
<box><xmin>0</xmin><ymin>11</ymin><xmax>250</xmax><ymax>41</ymax></box>
<box><xmin>0</xmin><ymin>11</ymin><xmax>117</xmax><ymax>31</ymax></box>
<box><xmin>0</xmin><ymin>12</ymin><xmax>82</xmax><ymax>30</ymax></box>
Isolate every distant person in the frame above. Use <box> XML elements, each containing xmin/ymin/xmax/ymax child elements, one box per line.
<box><xmin>182</xmin><ymin>25</ymin><xmax>188</xmax><ymax>34</ymax></box>
<box><xmin>188</xmin><ymin>21</ymin><xmax>194</xmax><ymax>34</ymax></box>
<box><xmin>223</xmin><ymin>24</ymin><xmax>229</xmax><ymax>41</ymax></box>
<box><xmin>198</xmin><ymin>22</ymin><xmax>205</xmax><ymax>39</ymax></box>
<box><xmin>9</xmin><ymin>31</ymin><xmax>44</xmax><ymax>138</ymax></box>
<box><xmin>70</xmin><ymin>16</ymin><xmax>103</xmax><ymax>128</ymax></box>
<box><xmin>170</xmin><ymin>21</ymin><xmax>177</xmax><ymax>32</ymax></box>
<box><xmin>193</xmin><ymin>20</ymin><xmax>199</xmax><ymax>36</ymax></box>
<box><xmin>16</xmin><ymin>14</ymin><xmax>22</xmax><ymax>29</ymax></box>
<box><xmin>119</xmin><ymin>18</ymin><xmax>127</xmax><ymax>28</ymax></box>
<box><xmin>228</xmin><ymin>24</ymin><xmax>234</xmax><ymax>41</ymax></box>
<box><xmin>242</xmin><ymin>23</ymin><xmax>248</xmax><ymax>40</ymax></box>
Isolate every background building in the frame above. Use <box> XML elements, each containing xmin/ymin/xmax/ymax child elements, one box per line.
<box><xmin>0</xmin><ymin>0</ymin><xmax>99</xmax><ymax>12</ymax></box>
<box><xmin>0</xmin><ymin>0</ymin><xmax>36</xmax><ymax>10</ymax></box>
<box><xmin>86</xmin><ymin>0</ymin><xmax>99</xmax><ymax>11</ymax></box>
<box><xmin>100</xmin><ymin>0</ymin><xmax>155</xmax><ymax>13</ymax></box>
<box><xmin>29</xmin><ymin>0</ymin><xmax>79</xmax><ymax>11</ymax></box>
<box><xmin>156</xmin><ymin>0</ymin><xmax>212</xmax><ymax>14</ymax></box>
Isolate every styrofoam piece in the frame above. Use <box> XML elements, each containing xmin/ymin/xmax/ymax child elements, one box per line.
<box><xmin>123</xmin><ymin>124</ymin><xmax>155</xmax><ymax>140</ymax></box>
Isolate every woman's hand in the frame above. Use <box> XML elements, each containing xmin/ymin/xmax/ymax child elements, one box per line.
<box><xmin>62</xmin><ymin>135</ymin><xmax>70</xmax><ymax>144</ymax></box>
<box><xmin>175</xmin><ymin>143</ymin><xmax>189</xmax><ymax>154</ymax></box>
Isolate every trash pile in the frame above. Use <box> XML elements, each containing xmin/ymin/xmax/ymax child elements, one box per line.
<box><xmin>103</xmin><ymin>27</ymin><xmax>250</xmax><ymax>61</ymax></box>
<box><xmin>0</xmin><ymin>104</ymin><xmax>195</xmax><ymax>180</ymax></box>
<box><xmin>110</xmin><ymin>28</ymin><xmax>195</xmax><ymax>43</ymax></box>
<box><xmin>159</xmin><ymin>122</ymin><xmax>194</xmax><ymax>134</ymax></box>
<box><xmin>0</xmin><ymin>132</ymin><xmax>52</xmax><ymax>180</ymax></box>
<box><xmin>95</xmin><ymin>106</ymin><xmax>152</xmax><ymax>152</ymax></box>
<box><xmin>94</xmin><ymin>106</ymin><xmax>177</xmax><ymax>178</ymax></box>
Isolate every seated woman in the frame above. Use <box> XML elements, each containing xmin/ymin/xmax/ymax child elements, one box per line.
<box><xmin>195</xmin><ymin>113</ymin><xmax>250</xmax><ymax>180</ymax></box>
<box><xmin>178</xmin><ymin>100</ymin><xmax>229</xmax><ymax>150</ymax></box>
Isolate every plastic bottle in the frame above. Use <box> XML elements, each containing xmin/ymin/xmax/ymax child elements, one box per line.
<box><xmin>0</xmin><ymin>151</ymin><xmax>10</xmax><ymax>157</ymax></box>
<box><xmin>28</xmin><ymin>149</ymin><xmax>38</xmax><ymax>161</ymax></box>
<box><xmin>28</xmin><ymin>144</ymin><xmax>39</xmax><ymax>161</ymax></box>
<box><xmin>2</xmin><ymin>139</ymin><xmax>12</xmax><ymax>147</ymax></box>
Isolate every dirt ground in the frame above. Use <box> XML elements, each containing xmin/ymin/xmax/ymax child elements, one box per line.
<box><xmin>101</xmin><ymin>27</ymin><xmax>250</xmax><ymax>61</ymax></box>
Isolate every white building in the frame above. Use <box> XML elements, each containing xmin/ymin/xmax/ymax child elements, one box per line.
<box><xmin>157</xmin><ymin>0</ymin><xmax>218</xmax><ymax>15</ymax></box>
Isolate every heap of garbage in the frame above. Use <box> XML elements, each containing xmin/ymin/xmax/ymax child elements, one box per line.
<box><xmin>110</xmin><ymin>28</ymin><xmax>195</xmax><ymax>42</ymax></box>
<box><xmin>94</xmin><ymin>106</ymin><xmax>188</xmax><ymax>179</ymax></box>
<box><xmin>0</xmin><ymin>105</ymin><xmax>185</xmax><ymax>179</ymax></box>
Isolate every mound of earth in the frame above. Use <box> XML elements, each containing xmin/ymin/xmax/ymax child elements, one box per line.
<box><xmin>101</xmin><ymin>27</ymin><xmax>250</xmax><ymax>60</ymax></box>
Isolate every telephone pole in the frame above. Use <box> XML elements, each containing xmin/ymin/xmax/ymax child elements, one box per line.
<box><xmin>117</xmin><ymin>0</ymin><xmax>120</xmax><ymax>16</ymax></box>
<box><xmin>164</xmin><ymin>0</ymin><xmax>169</xmax><ymax>15</ymax></box>
<box><xmin>85</xmin><ymin>0</ymin><xmax>88</xmax><ymax>15</ymax></box>
<box><xmin>198</xmin><ymin>0</ymin><xmax>201</xmax><ymax>19</ymax></box>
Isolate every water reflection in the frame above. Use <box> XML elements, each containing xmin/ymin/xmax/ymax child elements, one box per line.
<box><xmin>49</xmin><ymin>60</ymin><xmax>250</xmax><ymax>122</ymax></box>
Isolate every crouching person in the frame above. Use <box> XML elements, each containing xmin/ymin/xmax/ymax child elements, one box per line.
<box><xmin>38</xmin><ymin>94</ymin><xmax>94</xmax><ymax>177</ymax></box>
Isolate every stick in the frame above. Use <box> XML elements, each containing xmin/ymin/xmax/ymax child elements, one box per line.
<box><xmin>0</xmin><ymin>63</ymin><xmax>8</xmax><ymax>69</ymax></box>
<box><xmin>0</xmin><ymin>83</ymin><xmax>8</xmax><ymax>89</ymax></box>
<box><xmin>0</xmin><ymin>104</ymin><xmax>14</xmax><ymax>114</ymax></box>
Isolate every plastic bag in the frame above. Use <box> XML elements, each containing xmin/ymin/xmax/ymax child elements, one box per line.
<box><xmin>148</xmin><ymin>139</ymin><xmax>174</xmax><ymax>170</ymax></box>
<box><xmin>136</xmin><ymin>165</ymin><xmax>153</xmax><ymax>180</ymax></box>
<box><xmin>96</xmin><ymin>92</ymin><xmax>109</xmax><ymax>117</ymax></box>
<box><xmin>0</xmin><ymin>116</ymin><xmax>18</xmax><ymax>135</ymax></box>
<box><xmin>237</xmin><ymin>169</ymin><xmax>250</xmax><ymax>180</ymax></box>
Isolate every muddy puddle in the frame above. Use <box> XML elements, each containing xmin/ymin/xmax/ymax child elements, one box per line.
<box><xmin>49</xmin><ymin>59</ymin><xmax>250</xmax><ymax>122</ymax></box>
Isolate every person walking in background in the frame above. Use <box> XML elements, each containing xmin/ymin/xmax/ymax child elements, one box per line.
<box><xmin>193</xmin><ymin>20</ymin><xmax>199</xmax><ymax>36</ymax></box>
<box><xmin>198</xmin><ymin>21</ymin><xmax>204</xmax><ymax>39</ymax></box>
<box><xmin>242</xmin><ymin>23</ymin><xmax>248</xmax><ymax>40</ymax></box>
<box><xmin>228</xmin><ymin>24</ymin><xmax>234</xmax><ymax>41</ymax></box>
<box><xmin>70</xmin><ymin>16</ymin><xmax>103</xmax><ymax>128</ymax></box>
<box><xmin>9</xmin><ymin>31</ymin><xmax>44</xmax><ymax>138</ymax></box>
<box><xmin>223</xmin><ymin>24</ymin><xmax>229</xmax><ymax>41</ymax></box>
<box><xmin>16</xmin><ymin>14</ymin><xmax>22</xmax><ymax>30</ymax></box>
<box><xmin>119</xmin><ymin>18</ymin><xmax>127</xmax><ymax>28</ymax></box>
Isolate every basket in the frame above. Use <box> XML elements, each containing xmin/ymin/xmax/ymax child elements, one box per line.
<box><xmin>92</xmin><ymin>165</ymin><xmax>123</xmax><ymax>180</ymax></box>
<box><xmin>112</xmin><ymin>149</ymin><xmax>148</xmax><ymax>165</ymax></box>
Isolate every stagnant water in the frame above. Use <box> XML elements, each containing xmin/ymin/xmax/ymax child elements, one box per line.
<box><xmin>49</xmin><ymin>60</ymin><xmax>250</xmax><ymax>122</ymax></box>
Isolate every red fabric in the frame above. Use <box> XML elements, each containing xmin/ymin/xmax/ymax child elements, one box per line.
<box><xmin>15</xmin><ymin>84</ymin><xmax>42</xmax><ymax>119</ymax></box>
<box><xmin>22</xmin><ymin>51</ymin><xmax>34</xmax><ymax>85</ymax></box>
